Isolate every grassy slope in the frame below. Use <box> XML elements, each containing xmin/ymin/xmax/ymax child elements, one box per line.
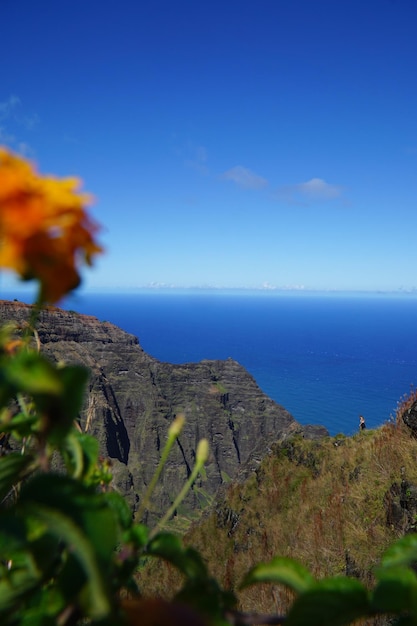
<box><xmin>138</xmin><ymin>423</ymin><xmax>417</xmax><ymax>615</ymax></box>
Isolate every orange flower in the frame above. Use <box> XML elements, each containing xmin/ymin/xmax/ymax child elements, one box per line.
<box><xmin>0</xmin><ymin>148</ymin><xmax>102</xmax><ymax>302</ymax></box>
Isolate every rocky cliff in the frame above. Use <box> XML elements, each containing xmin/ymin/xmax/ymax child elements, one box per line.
<box><xmin>0</xmin><ymin>299</ymin><xmax>322</xmax><ymax>521</ymax></box>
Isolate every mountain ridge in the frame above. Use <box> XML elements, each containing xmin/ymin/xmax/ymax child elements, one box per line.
<box><xmin>0</xmin><ymin>299</ymin><xmax>327</xmax><ymax>520</ymax></box>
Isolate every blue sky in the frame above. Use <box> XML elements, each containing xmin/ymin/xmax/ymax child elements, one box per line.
<box><xmin>2</xmin><ymin>0</ymin><xmax>417</xmax><ymax>294</ymax></box>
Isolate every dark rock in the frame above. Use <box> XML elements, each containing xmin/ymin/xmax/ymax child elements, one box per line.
<box><xmin>400</xmin><ymin>400</ymin><xmax>417</xmax><ymax>436</ymax></box>
<box><xmin>385</xmin><ymin>480</ymin><xmax>417</xmax><ymax>534</ymax></box>
<box><xmin>345</xmin><ymin>550</ymin><xmax>362</xmax><ymax>578</ymax></box>
<box><xmin>297</xmin><ymin>424</ymin><xmax>329</xmax><ymax>440</ymax></box>
<box><xmin>216</xmin><ymin>506</ymin><xmax>242</xmax><ymax>536</ymax></box>
<box><xmin>0</xmin><ymin>300</ymin><xmax>300</xmax><ymax>521</ymax></box>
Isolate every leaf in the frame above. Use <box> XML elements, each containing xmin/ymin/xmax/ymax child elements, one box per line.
<box><xmin>147</xmin><ymin>533</ymin><xmax>208</xmax><ymax>581</ymax></box>
<box><xmin>28</xmin><ymin>532</ymin><xmax>63</xmax><ymax>579</ymax></box>
<box><xmin>62</xmin><ymin>431</ymin><xmax>101</xmax><ymax>483</ymax></box>
<box><xmin>77</xmin><ymin>433</ymin><xmax>99</xmax><ymax>479</ymax></box>
<box><xmin>381</xmin><ymin>534</ymin><xmax>417</xmax><ymax>569</ymax></box>
<box><xmin>0</xmin><ymin>515</ymin><xmax>59</xmax><ymax>574</ymax></box>
<box><xmin>19</xmin><ymin>474</ymin><xmax>118</xmax><ymax>566</ymax></box>
<box><xmin>57</xmin><ymin>365</ymin><xmax>89</xmax><ymax>423</ymax></box>
<box><xmin>286</xmin><ymin>577</ymin><xmax>370</xmax><ymax>626</ymax></box>
<box><xmin>104</xmin><ymin>491</ymin><xmax>133</xmax><ymax>531</ymax></box>
<box><xmin>0</xmin><ymin>453</ymin><xmax>34</xmax><ymax>504</ymax></box>
<box><xmin>52</xmin><ymin>550</ymin><xmax>89</xmax><ymax>610</ymax></box>
<box><xmin>0</xmin><ymin>409</ymin><xmax>41</xmax><ymax>440</ymax></box>
<box><xmin>18</xmin><ymin>606</ymin><xmax>58</xmax><ymax>626</ymax></box>
<box><xmin>372</xmin><ymin>566</ymin><xmax>417</xmax><ymax>615</ymax></box>
<box><xmin>129</xmin><ymin>523</ymin><xmax>149</xmax><ymax>548</ymax></box>
<box><xmin>240</xmin><ymin>556</ymin><xmax>315</xmax><ymax>594</ymax></box>
<box><xmin>24</xmin><ymin>504</ymin><xmax>111</xmax><ymax>619</ymax></box>
<box><xmin>4</xmin><ymin>352</ymin><xmax>62</xmax><ymax>396</ymax></box>
<box><xmin>0</xmin><ymin>552</ymin><xmax>42</xmax><ymax>614</ymax></box>
<box><xmin>0</xmin><ymin>514</ymin><xmax>29</xmax><ymax>554</ymax></box>
<box><xmin>176</xmin><ymin>577</ymin><xmax>237</xmax><ymax>621</ymax></box>
<box><xmin>32</xmin><ymin>364</ymin><xmax>89</xmax><ymax>443</ymax></box>
<box><xmin>0</xmin><ymin>518</ymin><xmax>62</xmax><ymax>617</ymax></box>
<box><xmin>61</xmin><ymin>431</ymin><xmax>84</xmax><ymax>478</ymax></box>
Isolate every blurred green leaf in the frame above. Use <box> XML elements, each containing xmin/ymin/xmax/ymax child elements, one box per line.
<box><xmin>104</xmin><ymin>490</ymin><xmax>133</xmax><ymax>531</ymax></box>
<box><xmin>3</xmin><ymin>352</ymin><xmax>62</xmax><ymax>397</ymax></box>
<box><xmin>18</xmin><ymin>606</ymin><xmax>58</xmax><ymax>626</ymax></box>
<box><xmin>129</xmin><ymin>523</ymin><xmax>149</xmax><ymax>548</ymax></box>
<box><xmin>52</xmin><ymin>550</ymin><xmax>88</xmax><ymax>612</ymax></box>
<box><xmin>0</xmin><ymin>411</ymin><xmax>39</xmax><ymax>439</ymax></box>
<box><xmin>62</xmin><ymin>431</ymin><xmax>103</xmax><ymax>484</ymax></box>
<box><xmin>61</xmin><ymin>430</ymin><xmax>84</xmax><ymax>478</ymax></box>
<box><xmin>286</xmin><ymin>577</ymin><xmax>370</xmax><ymax>626</ymax></box>
<box><xmin>57</xmin><ymin>365</ymin><xmax>89</xmax><ymax>423</ymax></box>
<box><xmin>147</xmin><ymin>532</ymin><xmax>208</xmax><ymax>580</ymax></box>
<box><xmin>240</xmin><ymin>556</ymin><xmax>315</xmax><ymax>594</ymax></box>
<box><xmin>0</xmin><ymin>551</ymin><xmax>42</xmax><ymax>614</ymax></box>
<box><xmin>0</xmin><ymin>453</ymin><xmax>34</xmax><ymax>504</ymax></box>
<box><xmin>31</xmin><ymin>364</ymin><xmax>89</xmax><ymax>443</ymax></box>
<box><xmin>77</xmin><ymin>432</ymin><xmax>100</xmax><ymax>479</ymax></box>
<box><xmin>0</xmin><ymin>515</ymin><xmax>28</xmax><ymax>554</ymax></box>
<box><xmin>372</xmin><ymin>566</ymin><xmax>417</xmax><ymax>615</ymax></box>
<box><xmin>19</xmin><ymin>474</ymin><xmax>118</xmax><ymax>566</ymax></box>
<box><xmin>381</xmin><ymin>534</ymin><xmax>417</xmax><ymax>569</ymax></box>
<box><xmin>24</xmin><ymin>504</ymin><xmax>110</xmax><ymax>619</ymax></box>
<box><xmin>176</xmin><ymin>577</ymin><xmax>236</xmax><ymax>624</ymax></box>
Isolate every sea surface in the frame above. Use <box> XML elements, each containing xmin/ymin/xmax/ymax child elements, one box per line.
<box><xmin>7</xmin><ymin>289</ymin><xmax>417</xmax><ymax>437</ymax></box>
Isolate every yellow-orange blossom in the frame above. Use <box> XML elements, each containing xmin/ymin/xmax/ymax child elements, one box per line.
<box><xmin>0</xmin><ymin>148</ymin><xmax>102</xmax><ymax>303</ymax></box>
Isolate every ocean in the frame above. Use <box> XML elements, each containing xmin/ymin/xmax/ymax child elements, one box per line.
<box><xmin>7</xmin><ymin>289</ymin><xmax>417</xmax><ymax>437</ymax></box>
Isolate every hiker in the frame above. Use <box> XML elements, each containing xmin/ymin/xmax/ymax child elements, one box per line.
<box><xmin>359</xmin><ymin>415</ymin><xmax>366</xmax><ymax>431</ymax></box>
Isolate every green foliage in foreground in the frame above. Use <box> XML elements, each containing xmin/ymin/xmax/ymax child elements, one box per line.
<box><xmin>1</xmin><ymin>343</ymin><xmax>417</xmax><ymax>624</ymax></box>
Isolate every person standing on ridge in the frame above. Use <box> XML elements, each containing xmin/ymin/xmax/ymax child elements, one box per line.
<box><xmin>359</xmin><ymin>415</ymin><xmax>366</xmax><ymax>431</ymax></box>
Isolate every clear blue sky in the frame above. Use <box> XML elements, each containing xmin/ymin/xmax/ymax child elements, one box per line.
<box><xmin>2</xmin><ymin>0</ymin><xmax>417</xmax><ymax>294</ymax></box>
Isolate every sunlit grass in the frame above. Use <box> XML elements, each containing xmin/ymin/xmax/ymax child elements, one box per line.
<box><xmin>137</xmin><ymin>420</ymin><xmax>417</xmax><ymax>618</ymax></box>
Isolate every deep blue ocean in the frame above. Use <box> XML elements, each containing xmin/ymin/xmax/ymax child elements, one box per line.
<box><xmin>7</xmin><ymin>290</ymin><xmax>417</xmax><ymax>437</ymax></box>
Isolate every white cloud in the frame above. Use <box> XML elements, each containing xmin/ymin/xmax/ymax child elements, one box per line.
<box><xmin>15</xmin><ymin>142</ymin><xmax>34</xmax><ymax>157</ymax></box>
<box><xmin>0</xmin><ymin>125</ymin><xmax>15</xmax><ymax>143</ymax></box>
<box><xmin>221</xmin><ymin>165</ymin><xmax>268</xmax><ymax>190</ymax></box>
<box><xmin>297</xmin><ymin>178</ymin><xmax>342</xmax><ymax>199</ymax></box>
<box><xmin>0</xmin><ymin>95</ymin><xmax>38</xmax><ymax>153</ymax></box>
<box><xmin>0</xmin><ymin>95</ymin><xmax>21</xmax><ymax>121</ymax></box>
<box><xmin>275</xmin><ymin>177</ymin><xmax>344</xmax><ymax>204</ymax></box>
<box><xmin>21</xmin><ymin>112</ymin><xmax>39</xmax><ymax>131</ymax></box>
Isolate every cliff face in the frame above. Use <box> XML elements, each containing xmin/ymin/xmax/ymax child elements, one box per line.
<box><xmin>0</xmin><ymin>300</ymin><xmax>312</xmax><ymax>520</ymax></box>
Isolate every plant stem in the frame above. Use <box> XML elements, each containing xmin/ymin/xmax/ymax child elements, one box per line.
<box><xmin>136</xmin><ymin>415</ymin><xmax>185</xmax><ymax>521</ymax></box>
<box><xmin>150</xmin><ymin>439</ymin><xmax>209</xmax><ymax>537</ymax></box>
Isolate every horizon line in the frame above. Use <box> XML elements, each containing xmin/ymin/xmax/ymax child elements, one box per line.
<box><xmin>3</xmin><ymin>285</ymin><xmax>417</xmax><ymax>298</ymax></box>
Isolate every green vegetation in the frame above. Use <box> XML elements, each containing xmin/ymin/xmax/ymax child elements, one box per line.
<box><xmin>139</xmin><ymin>421</ymin><xmax>417</xmax><ymax>621</ymax></box>
<box><xmin>0</xmin><ymin>330</ymin><xmax>217</xmax><ymax>625</ymax></box>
